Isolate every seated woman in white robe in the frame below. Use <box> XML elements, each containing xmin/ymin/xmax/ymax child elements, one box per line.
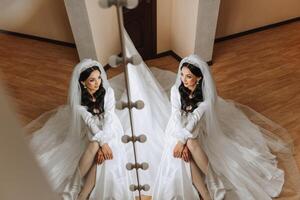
<box><xmin>28</xmin><ymin>59</ymin><xmax>134</xmax><ymax>200</ymax></box>
<box><xmin>152</xmin><ymin>55</ymin><xmax>299</xmax><ymax>200</ymax></box>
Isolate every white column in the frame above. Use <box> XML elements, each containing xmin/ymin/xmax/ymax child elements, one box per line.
<box><xmin>63</xmin><ymin>0</ymin><xmax>120</xmax><ymax>64</ymax></box>
<box><xmin>64</xmin><ymin>0</ymin><xmax>98</xmax><ymax>60</ymax></box>
<box><xmin>194</xmin><ymin>0</ymin><xmax>221</xmax><ymax>62</ymax></box>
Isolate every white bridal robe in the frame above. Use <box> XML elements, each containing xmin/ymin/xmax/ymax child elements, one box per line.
<box><xmin>152</xmin><ymin>85</ymin><xmax>292</xmax><ymax>200</ymax></box>
<box><xmin>28</xmin><ymin>87</ymin><xmax>134</xmax><ymax>200</ymax></box>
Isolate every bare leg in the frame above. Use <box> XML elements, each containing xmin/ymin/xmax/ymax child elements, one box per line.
<box><xmin>62</xmin><ymin>142</ymin><xmax>99</xmax><ymax>200</ymax></box>
<box><xmin>190</xmin><ymin>160</ymin><xmax>212</xmax><ymax>200</ymax></box>
<box><xmin>187</xmin><ymin>139</ymin><xmax>209</xmax><ymax>175</ymax></box>
<box><xmin>78</xmin><ymin>141</ymin><xmax>99</xmax><ymax>177</ymax></box>
<box><xmin>78</xmin><ymin>164</ymin><xmax>97</xmax><ymax>200</ymax></box>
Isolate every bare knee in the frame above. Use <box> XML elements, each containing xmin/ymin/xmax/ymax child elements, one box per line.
<box><xmin>186</xmin><ymin>139</ymin><xmax>200</xmax><ymax>152</ymax></box>
<box><xmin>87</xmin><ymin>141</ymin><xmax>99</xmax><ymax>155</ymax></box>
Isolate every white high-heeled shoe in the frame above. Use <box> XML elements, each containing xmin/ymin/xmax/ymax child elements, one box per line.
<box><xmin>61</xmin><ymin>168</ymin><xmax>82</xmax><ymax>200</ymax></box>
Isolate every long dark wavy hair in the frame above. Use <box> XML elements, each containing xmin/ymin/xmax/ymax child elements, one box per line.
<box><xmin>79</xmin><ymin>66</ymin><xmax>106</xmax><ymax>115</ymax></box>
<box><xmin>179</xmin><ymin>62</ymin><xmax>203</xmax><ymax>112</ymax></box>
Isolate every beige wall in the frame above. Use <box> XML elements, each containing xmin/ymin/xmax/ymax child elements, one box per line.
<box><xmin>1</xmin><ymin>0</ymin><xmax>299</xmax><ymax>58</ymax></box>
<box><xmin>85</xmin><ymin>0</ymin><xmax>120</xmax><ymax>64</ymax></box>
<box><xmin>0</xmin><ymin>0</ymin><xmax>74</xmax><ymax>43</ymax></box>
<box><xmin>157</xmin><ymin>0</ymin><xmax>172</xmax><ymax>53</ymax></box>
<box><xmin>169</xmin><ymin>0</ymin><xmax>199</xmax><ymax>58</ymax></box>
<box><xmin>157</xmin><ymin>0</ymin><xmax>219</xmax><ymax>61</ymax></box>
<box><xmin>63</xmin><ymin>0</ymin><xmax>120</xmax><ymax>64</ymax></box>
<box><xmin>216</xmin><ymin>0</ymin><xmax>300</xmax><ymax>38</ymax></box>
<box><xmin>158</xmin><ymin>0</ymin><xmax>300</xmax><ymax>54</ymax></box>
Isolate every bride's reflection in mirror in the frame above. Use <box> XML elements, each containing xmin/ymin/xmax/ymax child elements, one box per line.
<box><xmin>28</xmin><ymin>59</ymin><xmax>134</xmax><ymax>200</ymax></box>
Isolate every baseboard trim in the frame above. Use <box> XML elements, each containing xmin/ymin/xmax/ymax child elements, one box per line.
<box><xmin>0</xmin><ymin>29</ymin><xmax>76</xmax><ymax>48</ymax></box>
<box><xmin>104</xmin><ymin>64</ymin><xmax>111</xmax><ymax>71</ymax></box>
<box><xmin>156</xmin><ymin>51</ymin><xmax>213</xmax><ymax>66</ymax></box>
<box><xmin>156</xmin><ymin>50</ymin><xmax>181</xmax><ymax>62</ymax></box>
<box><xmin>215</xmin><ymin>17</ymin><xmax>300</xmax><ymax>43</ymax></box>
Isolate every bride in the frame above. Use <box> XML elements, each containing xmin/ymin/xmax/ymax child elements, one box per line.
<box><xmin>152</xmin><ymin>54</ymin><xmax>290</xmax><ymax>200</ymax></box>
<box><xmin>28</xmin><ymin>59</ymin><xmax>133</xmax><ymax>200</ymax></box>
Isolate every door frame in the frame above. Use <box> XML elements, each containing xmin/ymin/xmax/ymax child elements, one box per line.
<box><xmin>150</xmin><ymin>0</ymin><xmax>157</xmax><ymax>59</ymax></box>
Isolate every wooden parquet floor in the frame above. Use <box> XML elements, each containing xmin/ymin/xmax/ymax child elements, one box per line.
<box><xmin>0</xmin><ymin>21</ymin><xmax>299</xmax><ymax>200</ymax></box>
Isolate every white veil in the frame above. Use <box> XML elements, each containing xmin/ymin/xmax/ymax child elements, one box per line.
<box><xmin>109</xmin><ymin>31</ymin><xmax>172</xmax><ymax>195</ymax></box>
<box><xmin>68</xmin><ymin>58</ymin><xmax>110</xmax><ymax>139</ymax></box>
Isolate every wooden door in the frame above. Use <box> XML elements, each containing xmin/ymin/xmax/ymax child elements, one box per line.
<box><xmin>123</xmin><ymin>0</ymin><xmax>156</xmax><ymax>60</ymax></box>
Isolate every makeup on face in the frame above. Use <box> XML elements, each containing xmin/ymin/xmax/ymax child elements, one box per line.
<box><xmin>181</xmin><ymin>66</ymin><xmax>199</xmax><ymax>91</ymax></box>
<box><xmin>83</xmin><ymin>70</ymin><xmax>102</xmax><ymax>95</ymax></box>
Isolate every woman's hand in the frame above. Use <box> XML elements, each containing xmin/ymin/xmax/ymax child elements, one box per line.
<box><xmin>181</xmin><ymin>145</ymin><xmax>191</xmax><ymax>162</ymax></box>
<box><xmin>173</xmin><ymin>141</ymin><xmax>185</xmax><ymax>158</ymax></box>
<box><xmin>95</xmin><ymin>149</ymin><xmax>105</xmax><ymax>164</ymax></box>
<box><xmin>101</xmin><ymin>143</ymin><xmax>113</xmax><ymax>160</ymax></box>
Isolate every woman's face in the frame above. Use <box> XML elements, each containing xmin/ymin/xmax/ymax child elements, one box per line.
<box><xmin>82</xmin><ymin>70</ymin><xmax>101</xmax><ymax>95</ymax></box>
<box><xmin>181</xmin><ymin>66</ymin><xmax>201</xmax><ymax>91</ymax></box>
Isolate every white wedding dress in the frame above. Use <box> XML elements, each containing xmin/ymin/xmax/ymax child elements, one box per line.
<box><xmin>26</xmin><ymin>32</ymin><xmax>300</xmax><ymax>200</ymax></box>
<box><xmin>108</xmin><ymin>33</ymin><xmax>172</xmax><ymax>196</ymax></box>
<box><xmin>27</xmin><ymin>59</ymin><xmax>134</xmax><ymax>200</ymax></box>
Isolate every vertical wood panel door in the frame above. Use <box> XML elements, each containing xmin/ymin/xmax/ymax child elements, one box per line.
<box><xmin>123</xmin><ymin>0</ymin><xmax>156</xmax><ymax>60</ymax></box>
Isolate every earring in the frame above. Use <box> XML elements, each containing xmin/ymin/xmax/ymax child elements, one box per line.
<box><xmin>81</xmin><ymin>81</ymin><xmax>87</xmax><ymax>89</ymax></box>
